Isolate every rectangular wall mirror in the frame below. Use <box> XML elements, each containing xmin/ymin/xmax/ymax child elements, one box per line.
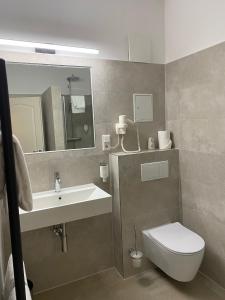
<box><xmin>6</xmin><ymin>63</ymin><xmax>95</xmax><ymax>153</ymax></box>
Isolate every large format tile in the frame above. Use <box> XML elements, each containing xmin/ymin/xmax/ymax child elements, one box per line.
<box><xmin>179</xmin><ymin>83</ymin><xmax>225</xmax><ymax>120</ymax></box>
<box><xmin>22</xmin><ymin>58</ymin><xmax>166</xmax><ymax>293</ymax></box>
<box><xmin>166</xmin><ymin>120</ymin><xmax>181</xmax><ymax>148</ymax></box>
<box><xmin>25</xmin><ymin>58</ymin><xmax>165</xmax><ymax>193</ymax></box>
<box><xmin>166</xmin><ymin>42</ymin><xmax>225</xmax><ymax>289</ymax></box>
<box><xmin>183</xmin><ymin>207</ymin><xmax>225</xmax><ymax>288</ymax></box>
<box><xmin>33</xmin><ymin>268</ymin><xmax>225</xmax><ymax>300</ymax></box>
<box><xmin>165</xmin><ymin>88</ymin><xmax>180</xmax><ymax>121</ymax></box>
<box><xmin>22</xmin><ymin>214</ymin><xmax>113</xmax><ymax>293</ymax></box>
<box><xmin>181</xmin><ymin>179</ymin><xmax>225</xmax><ymax>224</ymax></box>
<box><xmin>179</xmin><ymin>151</ymin><xmax>225</xmax><ymax>186</ymax></box>
<box><xmin>180</xmin><ymin>118</ymin><xmax>225</xmax><ymax>154</ymax></box>
<box><xmin>110</xmin><ymin>150</ymin><xmax>180</xmax><ymax>277</ymax></box>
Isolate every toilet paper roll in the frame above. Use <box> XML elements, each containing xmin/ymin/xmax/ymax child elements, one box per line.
<box><xmin>158</xmin><ymin>130</ymin><xmax>172</xmax><ymax>150</ymax></box>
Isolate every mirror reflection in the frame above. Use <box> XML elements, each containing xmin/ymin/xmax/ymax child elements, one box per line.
<box><xmin>6</xmin><ymin>63</ymin><xmax>95</xmax><ymax>153</ymax></box>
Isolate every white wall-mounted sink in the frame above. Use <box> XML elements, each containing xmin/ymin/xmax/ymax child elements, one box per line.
<box><xmin>19</xmin><ymin>183</ymin><xmax>112</xmax><ymax>232</ymax></box>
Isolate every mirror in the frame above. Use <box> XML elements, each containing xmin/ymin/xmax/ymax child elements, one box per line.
<box><xmin>6</xmin><ymin>63</ymin><xmax>95</xmax><ymax>153</ymax></box>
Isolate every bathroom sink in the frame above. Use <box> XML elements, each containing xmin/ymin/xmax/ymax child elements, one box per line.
<box><xmin>19</xmin><ymin>183</ymin><xmax>112</xmax><ymax>232</ymax></box>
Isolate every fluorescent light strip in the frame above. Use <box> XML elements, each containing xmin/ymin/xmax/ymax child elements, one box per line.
<box><xmin>0</xmin><ymin>39</ymin><xmax>99</xmax><ymax>55</ymax></box>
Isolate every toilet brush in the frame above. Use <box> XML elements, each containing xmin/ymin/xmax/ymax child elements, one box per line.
<box><xmin>129</xmin><ymin>225</ymin><xmax>143</xmax><ymax>268</ymax></box>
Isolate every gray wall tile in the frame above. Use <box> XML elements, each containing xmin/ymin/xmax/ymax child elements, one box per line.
<box><xmin>22</xmin><ymin>214</ymin><xmax>113</xmax><ymax>293</ymax></box>
<box><xmin>22</xmin><ymin>58</ymin><xmax>165</xmax><ymax>292</ymax></box>
<box><xmin>110</xmin><ymin>150</ymin><xmax>180</xmax><ymax>277</ymax></box>
<box><xmin>166</xmin><ymin>42</ymin><xmax>225</xmax><ymax>289</ymax></box>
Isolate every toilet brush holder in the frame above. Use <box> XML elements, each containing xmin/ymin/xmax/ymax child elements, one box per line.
<box><xmin>130</xmin><ymin>249</ymin><xmax>143</xmax><ymax>268</ymax></box>
<box><xmin>129</xmin><ymin>224</ymin><xmax>143</xmax><ymax>268</ymax></box>
<box><xmin>100</xmin><ymin>162</ymin><xmax>109</xmax><ymax>182</ymax></box>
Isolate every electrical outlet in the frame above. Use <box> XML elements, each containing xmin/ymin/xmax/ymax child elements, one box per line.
<box><xmin>102</xmin><ymin>134</ymin><xmax>111</xmax><ymax>151</ymax></box>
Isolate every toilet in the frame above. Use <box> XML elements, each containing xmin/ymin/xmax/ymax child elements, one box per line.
<box><xmin>142</xmin><ymin>222</ymin><xmax>205</xmax><ymax>282</ymax></box>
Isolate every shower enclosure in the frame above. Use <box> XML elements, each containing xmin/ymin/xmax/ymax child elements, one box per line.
<box><xmin>62</xmin><ymin>74</ymin><xmax>94</xmax><ymax>149</ymax></box>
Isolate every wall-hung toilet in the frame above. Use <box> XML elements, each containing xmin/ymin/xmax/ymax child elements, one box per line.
<box><xmin>142</xmin><ymin>222</ymin><xmax>205</xmax><ymax>282</ymax></box>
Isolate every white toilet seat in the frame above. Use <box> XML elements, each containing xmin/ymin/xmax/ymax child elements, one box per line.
<box><xmin>144</xmin><ymin>222</ymin><xmax>205</xmax><ymax>255</ymax></box>
<box><xmin>142</xmin><ymin>222</ymin><xmax>205</xmax><ymax>282</ymax></box>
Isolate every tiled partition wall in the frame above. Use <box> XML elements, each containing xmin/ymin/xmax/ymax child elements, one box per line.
<box><xmin>110</xmin><ymin>150</ymin><xmax>180</xmax><ymax>277</ymax></box>
<box><xmin>166</xmin><ymin>42</ymin><xmax>225</xmax><ymax>289</ymax></box>
<box><xmin>4</xmin><ymin>52</ymin><xmax>166</xmax><ymax>293</ymax></box>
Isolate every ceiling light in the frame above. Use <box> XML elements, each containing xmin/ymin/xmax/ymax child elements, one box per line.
<box><xmin>0</xmin><ymin>39</ymin><xmax>99</xmax><ymax>55</ymax></box>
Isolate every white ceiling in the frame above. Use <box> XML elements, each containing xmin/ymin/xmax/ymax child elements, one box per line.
<box><xmin>165</xmin><ymin>0</ymin><xmax>225</xmax><ymax>62</ymax></box>
<box><xmin>0</xmin><ymin>0</ymin><xmax>165</xmax><ymax>63</ymax></box>
<box><xmin>3</xmin><ymin>0</ymin><xmax>224</xmax><ymax>63</ymax></box>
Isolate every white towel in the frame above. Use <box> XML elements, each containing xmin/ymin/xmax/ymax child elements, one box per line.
<box><xmin>8</xmin><ymin>285</ymin><xmax>32</xmax><ymax>300</ymax></box>
<box><xmin>4</xmin><ymin>255</ymin><xmax>30</xmax><ymax>300</ymax></box>
<box><xmin>71</xmin><ymin>96</ymin><xmax>85</xmax><ymax>113</ymax></box>
<box><xmin>4</xmin><ymin>255</ymin><xmax>14</xmax><ymax>300</ymax></box>
<box><xmin>0</xmin><ymin>133</ymin><xmax>33</xmax><ymax>211</ymax></box>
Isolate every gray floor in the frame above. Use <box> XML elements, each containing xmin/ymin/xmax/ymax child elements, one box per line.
<box><xmin>34</xmin><ymin>268</ymin><xmax>225</xmax><ymax>300</ymax></box>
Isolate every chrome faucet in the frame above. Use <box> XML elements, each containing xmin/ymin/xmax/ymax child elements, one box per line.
<box><xmin>55</xmin><ymin>172</ymin><xmax>61</xmax><ymax>192</ymax></box>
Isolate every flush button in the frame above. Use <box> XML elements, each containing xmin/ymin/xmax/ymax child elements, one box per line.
<box><xmin>141</xmin><ymin>161</ymin><xmax>169</xmax><ymax>182</ymax></box>
<box><xmin>159</xmin><ymin>161</ymin><xmax>169</xmax><ymax>178</ymax></box>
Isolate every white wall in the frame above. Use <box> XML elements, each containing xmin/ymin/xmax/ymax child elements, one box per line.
<box><xmin>165</xmin><ymin>0</ymin><xmax>225</xmax><ymax>62</ymax></box>
<box><xmin>0</xmin><ymin>0</ymin><xmax>165</xmax><ymax>63</ymax></box>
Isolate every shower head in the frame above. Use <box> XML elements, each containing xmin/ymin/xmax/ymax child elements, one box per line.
<box><xmin>67</xmin><ymin>74</ymin><xmax>80</xmax><ymax>83</ymax></box>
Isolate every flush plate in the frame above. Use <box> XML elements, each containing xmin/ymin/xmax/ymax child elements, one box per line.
<box><xmin>141</xmin><ymin>161</ymin><xmax>169</xmax><ymax>182</ymax></box>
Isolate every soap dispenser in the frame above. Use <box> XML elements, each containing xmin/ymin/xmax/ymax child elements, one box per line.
<box><xmin>100</xmin><ymin>162</ymin><xmax>109</xmax><ymax>182</ymax></box>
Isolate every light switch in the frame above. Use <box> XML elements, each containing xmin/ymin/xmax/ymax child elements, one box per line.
<box><xmin>133</xmin><ymin>94</ymin><xmax>153</xmax><ymax>122</ymax></box>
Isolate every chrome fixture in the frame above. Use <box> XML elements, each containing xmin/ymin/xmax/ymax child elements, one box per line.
<box><xmin>54</xmin><ymin>172</ymin><xmax>61</xmax><ymax>192</ymax></box>
<box><xmin>67</xmin><ymin>74</ymin><xmax>80</xmax><ymax>85</ymax></box>
<box><xmin>53</xmin><ymin>223</ymin><xmax>68</xmax><ymax>253</ymax></box>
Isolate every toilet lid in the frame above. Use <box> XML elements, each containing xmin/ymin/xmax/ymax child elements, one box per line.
<box><xmin>145</xmin><ymin>222</ymin><xmax>205</xmax><ymax>254</ymax></box>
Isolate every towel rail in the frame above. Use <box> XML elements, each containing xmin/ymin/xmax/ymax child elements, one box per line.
<box><xmin>0</xmin><ymin>59</ymin><xmax>26</xmax><ymax>299</ymax></box>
